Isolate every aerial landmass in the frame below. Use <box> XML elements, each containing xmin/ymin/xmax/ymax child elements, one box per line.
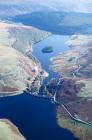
<box><xmin>0</xmin><ymin>22</ymin><xmax>49</xmax><ymax>96</ymax></box>
<box><xmin>0</xmin><ymin>1</ymin><xmax>92</xmax><ymax>140</ymax></box>
<box><xmin>0</xmin><ymin>119</ymin><xmax>25</xmax><ymax>140</ymax></box>
<box><xmin>48</xmin><ymin>35</ymin><xmax>92</xmax><ymax>140</ymax></box>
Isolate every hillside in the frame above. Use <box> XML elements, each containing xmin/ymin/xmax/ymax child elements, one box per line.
<box><xmin>0</xmin><ymin>119</ymin><xmax>25</xmax><ymax>140</ymax></box>
<box><xmin>0</xmin><ymin>45</ymin><xmax>39</xmax><ymax>96</ymax></box>
<box><xmin>49</xmin><ymin>35</ymin><xmax>92</xmax><ymax>140</ymax></box>
<box><xmin>0</xmin><ymin>22</ymin><xmax>49</xmax><ymax>96</ymax></box>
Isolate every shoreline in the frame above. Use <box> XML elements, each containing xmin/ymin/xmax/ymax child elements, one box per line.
<box><xmin>0</xmin><ymin>119</ymin><xmax>26</xmax><ymax>140</ymax></box>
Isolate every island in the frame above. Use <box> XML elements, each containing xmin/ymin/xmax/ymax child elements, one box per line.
<box><xmin>42</xmin><ymin>46</ymin><xmax>53</xmax><ymax>53</ymax></box>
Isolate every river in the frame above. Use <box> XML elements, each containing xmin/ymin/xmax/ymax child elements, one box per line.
<box><xmin>0</xmin><ymin>35</ymin><xmax>79</xmax><ymax>140</ymax></box>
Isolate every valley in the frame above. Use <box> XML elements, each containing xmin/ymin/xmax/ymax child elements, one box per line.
<box><xmin>0</xmin><ymin>1</ymin><xmax>92</xmax><ymax>139</ymax></box>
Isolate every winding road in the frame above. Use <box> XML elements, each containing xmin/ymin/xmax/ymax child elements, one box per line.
<box><xmin>51</xmin><ymin>74</ymin><xmax>92</xmax><ymax>128</ymax></box>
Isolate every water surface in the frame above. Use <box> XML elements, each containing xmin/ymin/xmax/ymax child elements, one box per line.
<box><xmin>33</xmin><ymin>35</ymin><xmax>69</xmax><ymax>83</ymax></box>
<box><xmin>0</xmin><ymin>35</ymin><xmax>79</xmax><ymax>140</ymax></box>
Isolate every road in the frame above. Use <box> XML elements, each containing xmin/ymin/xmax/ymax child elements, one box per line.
<box><xmin>61</xmin><ymin>104</ymin><xmax>92</xmax><ymax>127</ymax></box>
<box><xmin>72</xmin><ymin>53</ymin><xmax>84</xmax><ymax>78</ymax></box>
<box><xmin>51</xmin><ymin>77</ymin><xmax>92</xmax><ymax>128</ymax></box>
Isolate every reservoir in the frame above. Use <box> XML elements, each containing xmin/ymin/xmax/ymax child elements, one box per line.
<box><xmin>0</xmin><ymin>35</ymin><xmax>79</xmax><ymax>140</ymax></box>
<box><xmin>33</xmin><ymin>35</ymin><xmax>69</xmax><ymax>83</ymax></box>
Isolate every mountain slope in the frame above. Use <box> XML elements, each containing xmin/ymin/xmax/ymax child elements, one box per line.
<box><xmin>0</xmin><ymin>22</ymin><xmax>49</xmax><ymax>96</ymax></box>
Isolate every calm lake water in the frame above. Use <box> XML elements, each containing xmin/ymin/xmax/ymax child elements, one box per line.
<box><xmin>33</xmin><ymin>35</ymin><xmax>69</xmax><ymax>83</ymax></box>
<box><xmin>0</xmin><ymin>35</ymin><xmax>79</xmax><ymax>140</ymax></box>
